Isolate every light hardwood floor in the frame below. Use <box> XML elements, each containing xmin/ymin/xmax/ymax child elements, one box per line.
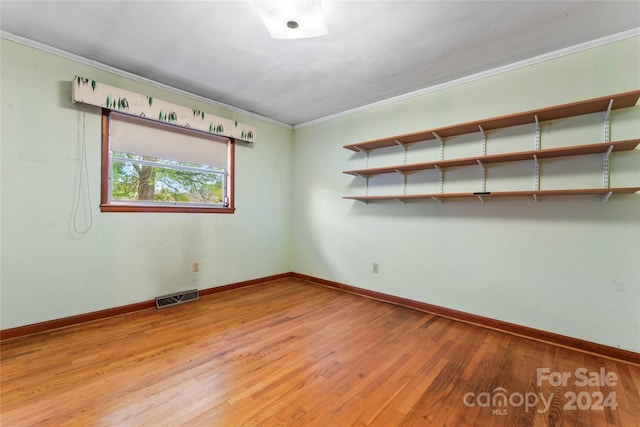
<box><xmin>1</xmin><ymin>279</ymin><xmax>639</xmax><ymax>426</ymax></box>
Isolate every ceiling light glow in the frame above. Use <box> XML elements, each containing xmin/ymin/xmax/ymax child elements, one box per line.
<box><xmin>257</xmin><ymin>0</ymin><xmax>328</xmax><ymax>39</ymax></box>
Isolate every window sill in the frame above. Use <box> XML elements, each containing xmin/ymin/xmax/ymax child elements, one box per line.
<box><xmin>100</xmin><ymin>204</ymin><xmax>235</xmax><ymax>214</ymax></box>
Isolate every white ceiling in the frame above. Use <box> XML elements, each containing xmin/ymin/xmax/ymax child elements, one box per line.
<box><xmin>1</xmin><ymin>1</ymin><xmax>639</xmax><ymax>126</ymax></box>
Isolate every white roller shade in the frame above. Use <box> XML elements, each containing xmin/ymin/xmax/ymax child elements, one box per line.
<box><xmin>110</xmin><ymin>112</ymin><xmax>228</xmax><ymax>169</ymax></box>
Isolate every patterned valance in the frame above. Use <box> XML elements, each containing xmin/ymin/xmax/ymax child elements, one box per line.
<box><xmin>71</xmin><ymin>76</ymin><xmax>256</xmax><ymax>143</ymax></box>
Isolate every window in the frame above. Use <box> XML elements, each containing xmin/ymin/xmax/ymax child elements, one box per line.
<box><xmin>101</xmin><ymin>110</ymin><xmax>234</xmax><ymax>213</ymax></box>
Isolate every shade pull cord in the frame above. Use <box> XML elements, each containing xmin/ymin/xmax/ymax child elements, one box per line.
<box><xmin>73</xmin><ymin>104</ymin><xmax>93</xmax><ymax>235</ymax></box>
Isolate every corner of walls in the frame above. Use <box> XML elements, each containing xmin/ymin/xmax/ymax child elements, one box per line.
<box><xmin>289</xmin><ymin>36</ymin><xmax>640</xmax><ymax>352</ymax></box>
<box><xmin>286</xmin><ymin>129</ymin><xmax>297</xmax><ymax>273</ymax></box>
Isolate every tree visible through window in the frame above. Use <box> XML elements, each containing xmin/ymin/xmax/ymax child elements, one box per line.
<box><xmin>111</xmin><ymin>154</ymin><xmax>224</xmax><ymax>204</ymax></box>
<box><xmin>101</xmin><ymin>110</ymin><xmax>234</xmax><ymax>213</ymax></box>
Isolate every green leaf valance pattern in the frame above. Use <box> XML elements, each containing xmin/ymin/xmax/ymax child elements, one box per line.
<box><xmin>72</xmin><ymin>76</ymin><xmax>256</xmax><ymax>142</ymax></box>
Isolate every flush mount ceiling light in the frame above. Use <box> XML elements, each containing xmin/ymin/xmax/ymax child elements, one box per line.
<box><xmin>257</xmin><ymin>0</ymin><xmax>328</xmax><ymax>39</ymax></box>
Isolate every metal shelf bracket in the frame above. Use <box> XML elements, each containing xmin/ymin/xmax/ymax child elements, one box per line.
<box><xmin>479</xmin><ymin>125</ymin><xmax>487</xmax><ymax>156</ymax></box>
<box><xmin>533</xmin><ymin>154</ymin><xmax>540</xmax><ymax>192</ymax></box>
<box><xmin>395</xmin><ymin>140</ymin><xmax>409</xmax><ymax>165</ymax></box>
<box><xmin>434</xmin><ymin>165</ymin><xmax>444</xmax><ymax>193</ymax></box>
<box><xmin>604</xmin><ymin>99</ymin><xmax>613</xmax><ymax>143</ymax></box>
<box><xmin>603</xmin><ymin>191</ymin><xmax>613</xmax><ymax>202</ymax></box>
<box><xmin>395</xmin><ymin>140</ymin><xmax>409</xmax><ymax>149</ymax></box>
<box><xmin>533</xmin><ymin>153</ymin><xmax>540</xmax><ymax>203</ymax></box>
<box><xmin>394</xmin><ymin>169</ymin><xmax>408</xmax><ymax>195</ymax></box>
<box><xmin>534</xmin><ymin>115</ymin><xmax>541</xmax><ymax>150</ymax></box>
<box><xmin>431</xmin><ymin>196</ymin><xmax>443</xmax><ymax>204</ymax></box>
<box><xmin>602</xmin><ymin>145</ymin><xmax>613</xmax><ymax>197</ymax></box>
<box><xmin>476</xmin><ymin>195</ymin><xmax>485</xmax><ymax>203</ymax></box>
<box><xmin>477</xmin><ymin>159</ymin><xmax>486</xmax><ymax>192</ymax></box>
<box><xmin>356</xmin><ymin>148</ymin><xmax>371</xmax><ymax>197</ymax></box>
<box><xmin>433</xmin><ymin>132</ymin><xmax>445</xmax><ymax>161</ymax></box>
<box><xmin>356</xmin><ymin>146</ymin><xmax>371</xmax><ymax>169</ymax></box>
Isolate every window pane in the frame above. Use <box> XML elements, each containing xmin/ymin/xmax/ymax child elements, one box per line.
<box><xmin>112</xmin><ymin>160</ymin><xmax>224</xmax><ymax>204</ymax></box>
<box><xmin>102</xmin><ymin>109</ymin><xmax>234</xmax><ymax>213</ymax></box>
<box><xmin>112</xmin><ymin>152</ymin><xmax>222</xmax><ymax>171</ymax></box>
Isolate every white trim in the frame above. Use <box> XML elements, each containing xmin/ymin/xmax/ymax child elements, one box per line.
<box><xmin>0</xmin><ymin>30</ymin><xmax>293</xmax><ymax>129</ymax></box>
<box><xmin>294</xmin><ymin>28</ymin><xmax>640</xmax><ymax>129</ymax></box>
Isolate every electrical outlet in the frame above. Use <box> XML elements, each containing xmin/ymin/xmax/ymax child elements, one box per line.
<box><xmin>192</xmin><ymin>262</ymin><xmax>199</xmax><ymax>272</ymax></box>
<box><xmin>373</xmin><ymin>263</ymin><xmax>379</xmax><ymax>273</ymax></box>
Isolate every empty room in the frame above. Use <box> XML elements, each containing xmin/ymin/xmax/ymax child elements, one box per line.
<box><xmin>1</xmin><ymin>1</ymin><xmax>639</xmax><ymax>425</ymax></box>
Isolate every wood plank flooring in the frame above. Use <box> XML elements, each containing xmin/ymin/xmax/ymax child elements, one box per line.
<box><xmin>1</xmin><ymin>279</ymin><xmax>639</xmax><ymax>426</ymax></box>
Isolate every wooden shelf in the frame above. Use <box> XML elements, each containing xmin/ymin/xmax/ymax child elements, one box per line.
<box><xmin>343</xmin><ymin>187</ymin><xmax>640</xmax><ymax>203</ymax></box>
<box><xmin>343</xmin><ymin>90</ymin><xmax>640</xmax><ymax>204</ymax></box>
<box><xmin>343</xmin><ymin>90</ymin><xmax>640</xmax><ymax>152</ymax></box>
<box><xmin>344</xmin><ymin>139</ymin><xmax>640</xmax><ymax>177</ymax></box>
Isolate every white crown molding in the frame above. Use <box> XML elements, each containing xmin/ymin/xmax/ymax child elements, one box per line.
<box><xmin>0</xmin><ymin>30</ymin><xmax>293</xmax><ymax>130</ymax></box>
<box><xmin>3</xmin><ymin>27</ymin><xmax>638</xmax><ymax>130</ymax></box>
<box><xmin>294</xmin><ymin>27</ymin><xmax>640</xmax><ymax>129</ymax></box>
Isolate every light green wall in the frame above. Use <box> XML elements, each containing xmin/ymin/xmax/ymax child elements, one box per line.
<box><xmin>2</xmin><ymin>36</ymin><xmax>639</xmax><ymax>352</ymax></box>
<box><xmin>0</xmin><ymin>39</ymin><xmax>292</xmax><ymax>329</ymax></box>
<box><xmin>291</xmin><ymin>37</ymin><xmax>640</xmax><ymax>351</ymax></box>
